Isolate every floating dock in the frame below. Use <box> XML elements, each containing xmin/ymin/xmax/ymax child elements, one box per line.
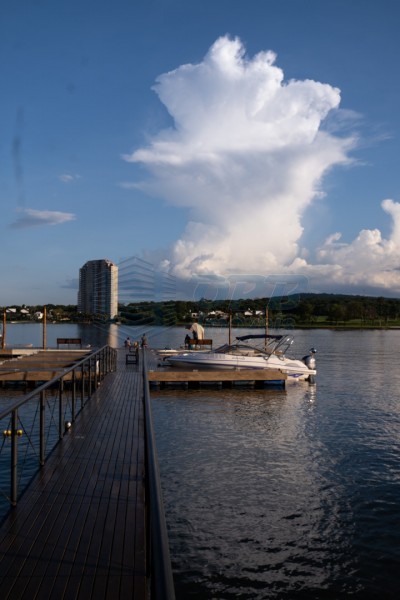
<box><xmin>148</xmin><ymin>369</ymin><xmax>286</xmax><ymax>388</ymax></box>
<box><xmin>0</xmin><ymin>349</ymin><xmax>92</xmax><ymax>383</ymax></box>
<box><xmin>147</xmin><ymin>350</ymin><xmax>286</xmax><ymax>388</ymax></box>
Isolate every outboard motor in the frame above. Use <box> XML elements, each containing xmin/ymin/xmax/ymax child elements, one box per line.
<box><xmin>303</xmin><ymin>348</ymin><xmax>316</xmax><ymax>369</ymax></box>
<box><xmin>302</xmin><ymin>348</ymin><xmax>317</xmax><ymax>383</ymax></box>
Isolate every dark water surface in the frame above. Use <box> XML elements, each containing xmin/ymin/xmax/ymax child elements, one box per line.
<box><xmin>1</xmin><ymin>324</ymin><xmax>400</xmax><ymax>597</ymax></box>
<box><xmin>151</xmin><ymin>329</ymin><xmax>400</xmax><ymax>599</ymax></box>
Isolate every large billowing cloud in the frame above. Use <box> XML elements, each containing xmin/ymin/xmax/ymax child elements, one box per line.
<box><xmin>123</xmin><ymin>36</ymin><xmax>400</xmax><ymax>293</ymax></box>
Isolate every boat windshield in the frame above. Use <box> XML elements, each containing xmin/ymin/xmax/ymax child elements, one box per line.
<box><xmin>213</xmin><ymin>343</ymin><xmax>268</xmax><ymax>356</ymax></box>
<box><xmin>214</xmin><ymin>335</ymin><xmax>295</xmax><ymax>356</ymax></box>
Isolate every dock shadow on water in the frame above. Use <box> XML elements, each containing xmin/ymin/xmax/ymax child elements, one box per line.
<box><xmin>151</xmin><ymin>371</ymin><xmax>400</xmax><ymax>599</ymax></box>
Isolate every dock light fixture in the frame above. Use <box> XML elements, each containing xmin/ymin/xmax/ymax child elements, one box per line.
<box><xmin>3</xmin><ymin>429</ymin><xmax>23</xmax><ymax>437</ymax></box>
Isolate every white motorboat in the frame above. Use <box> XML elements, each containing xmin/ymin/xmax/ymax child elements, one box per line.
<box><xmin>164</xmin><ymin>334</ymin><xmax>317</xmax><ymax>381</ymax></box>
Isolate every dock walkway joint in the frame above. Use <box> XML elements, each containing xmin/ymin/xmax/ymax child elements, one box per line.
<box><xmin>0</xmin><ymin>350</ymin><xmax>148</xmax><ymax>599</ymax></box>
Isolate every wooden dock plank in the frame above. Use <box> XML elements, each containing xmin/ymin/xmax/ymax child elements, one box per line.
<box><xmin>0</xmin><ymin>351</ymin><xmax>147</xmax><ymax>599</ymax></box>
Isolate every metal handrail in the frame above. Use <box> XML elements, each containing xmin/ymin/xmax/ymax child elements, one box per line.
<box><xmin>0</xmin><ymin>345</ymin><xmax>117</xmax><ymax>507</ymax></box>
<box><xmin>142</xmin><ymin>350</ymin><xmax>176</xmax><ymax>600</ymax></box>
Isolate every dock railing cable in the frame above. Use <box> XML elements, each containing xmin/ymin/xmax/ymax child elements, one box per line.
<box><xmin>142</xmin><ymin>349</ymin><xmax>176</xmax><ymax>600</ymax></box>
<box><xmin>0</xmin><ymin>345</ymin><xmax>117</xmax><ymax>512</ymax></box>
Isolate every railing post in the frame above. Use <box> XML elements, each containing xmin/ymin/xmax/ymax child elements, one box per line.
<box><xmin>99</xmin><ymin>348</ymin><xmax>103</xmax><ymax>380</ymax></box>
<box><xmin>88</xmin><ymin>358</ymin><xmax>92</xmax><ymax>398</ymax></box>
<box><xmin>40</xmin><ymin>391</ymin><xmax>45</xmax><ymax>466</ymax></box>
<box><xmin>10</xmin><ymin>409</ymin><xmax>18</xmax><ymax>507</ymax></box>
<box><xmin>59</xmin><ymin>378</ymin><xmax>64</xmax><ymax>440</ymax></box>
<box><xmin>106</xmin><ymin>347</ymin><xmax>110</xmax><ymax>373</ymax></box>
<box><xmin>81</xmin><ymin>363</ymin><xmax>85</xmax><ymax>408</ymax></box>
<box><xmin>72</xmin><ymin>369</ymin><xmax>76</xmax><ymax>422</ymax></box>
<box><xmin>94</xmin><ymin>355</ymin><xmax>99</xmax><ymax>390</ymax></box>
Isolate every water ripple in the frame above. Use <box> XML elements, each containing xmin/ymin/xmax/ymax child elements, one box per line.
<box><xmin>152</xmin><ymin>330</ymin><xmax>400</xmax><ymax>599</ymax></box>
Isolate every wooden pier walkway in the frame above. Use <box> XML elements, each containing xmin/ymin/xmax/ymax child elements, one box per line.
<box><xmin>0</xmin><ymin>343</ymin><xmax>285</xmax><ymax>599</ymax></box>
<box><xmin>0</xmin><ymin>350</ymin><xmax>148</xmax><ymax>599</ymax></box>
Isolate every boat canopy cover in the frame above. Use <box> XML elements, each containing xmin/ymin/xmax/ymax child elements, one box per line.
<box><xmin>236</xmin><ymin>334</ymin><xmax>284</xmax><ymax>341</ymax></box>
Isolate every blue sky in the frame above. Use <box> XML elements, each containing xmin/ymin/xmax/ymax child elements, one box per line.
<box><xmin>2</xmin><ymin>0</ymin><xmax>400</xmax><ymax>305</ymax></box>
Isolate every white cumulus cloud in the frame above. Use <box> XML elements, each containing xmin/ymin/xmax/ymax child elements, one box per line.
<box><xmin>124</xmin><ymin>35</ymin><xmax>400</xmax><ymax>294</ymax></box>
<box><xmin>312</xmin><ymin>199</ymin><xmax>400</xmax><ymax>289</ymax></box>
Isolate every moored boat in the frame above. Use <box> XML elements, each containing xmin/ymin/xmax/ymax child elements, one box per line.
<box><xmin>164</xmin><ymin>334</ymin><xmax>317</xmax><ymax>382</ymax></box>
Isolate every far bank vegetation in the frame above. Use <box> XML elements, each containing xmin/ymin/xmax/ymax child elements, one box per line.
<box><xmin>117</xmin><ymin>293</ymin><xmax>400</xmax><ymax>329</ymax></box>
<box><xmin>3</xmin><ymin>294</ymin><xmax>400</xmax><ymax>329</ymax></box>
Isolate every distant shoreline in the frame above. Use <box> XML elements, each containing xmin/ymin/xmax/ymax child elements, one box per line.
<box><xmin>5</xmin><ymin>320</ymin><xmax>400</xmax><ymax>331</ymax></box>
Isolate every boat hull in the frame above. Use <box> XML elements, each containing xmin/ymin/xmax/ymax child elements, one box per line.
<box><xmin>165</xmin><ymin>352</ymin><xmax>316</xmax><ymax>381</ymax></box>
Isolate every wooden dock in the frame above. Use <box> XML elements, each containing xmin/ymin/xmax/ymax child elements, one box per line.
<box><xmin>148</xmin><ymin>367</ymin><xmax>286</xmax><ymax>382</ymax></box>
<box><xmin>0</xmin><ymin>349</ymin><xmax>148</xmax><ymax>599</ymax></box>
<box><xmin>148</xmin><ymin>350</ymin><xmax>286</xmax><ymax>388</ymax></box>
<box><xmin>0</xmin><ymin>349</ymin><xmax>92</xmax><ymax>382</ymax></box>
<box><xmin>0</xmin><ymin>346</ymin><xmax>286</xmax><ymax>599</ymax></box>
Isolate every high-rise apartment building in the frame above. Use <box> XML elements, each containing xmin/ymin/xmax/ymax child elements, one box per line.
<box><xmin>78</xmin><ymin>259</ymin><xmax>118</xmax><ymax>319</ymax></box>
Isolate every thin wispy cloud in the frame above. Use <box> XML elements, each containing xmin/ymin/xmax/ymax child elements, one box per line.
<box><xmin>118</xmin><ymin>181</ymin><xmax>140</xmax><ymax>190</ymax></box>
<box><xmin>10</xmin><ymin>208</ymin><xmax>76</xmax><ymax>229</ymax></box>
<box><xmin>59</xmin><ymin>173</ymin><xmax>81</xmax><ymax>183</ymax></box>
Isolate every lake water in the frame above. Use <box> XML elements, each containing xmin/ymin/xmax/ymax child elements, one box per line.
<box><xmin>1</xmin><ymin>324</ymin><xmax>400</xmax><ymax>597</ymax></box>
<box><xmin>151</xmin><ymin>328</ymin><xmax>400</xmax><ymax>599</ymax></box>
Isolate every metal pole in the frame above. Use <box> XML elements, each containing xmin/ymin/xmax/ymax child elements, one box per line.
<box><xmin>40</xmin><ymin>391</ymin><xmax>45</xmax><ymax>465</ymax></box>
<box><xmin>2</xmin><ymin>308</ymin><xmax>6</xmax><ymax>350</ymax></box>
<box><xmin>72</xmin><ymin>369</ymin><xmax>76</xmax><ymax>421</ymax></box>
<box><xmin>94</xmin><ymin>355</ymin><xmax>98</xmax><ymax>389</ymax></box>
<box><xmin>81</xmin><ymin>363</ymin><xmax>85</xmax><ymax>408</ymax></box>
<box><xmin>11</xmin><ymin>409</ymin><xmax>18</xmax><ymax>506</ymax></box>
<box><xmin>59</xmin><ymin>379</ymin><xmax>64</xmax><ymax>440</ymax></box>
<box><xmin>88</xmin><ymin>357</ymin><xmax>92</xmax><ymax>397</ymax></box>
<box><xmin>42</xmin><ymin>306</ymin><xmax>47</xmax><ymax>350</ymax></box>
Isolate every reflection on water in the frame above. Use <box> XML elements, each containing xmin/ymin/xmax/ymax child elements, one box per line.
<box><xmin>2</xmin><ymin>325</ymin><xmax>400</xmax><ymax>597</ymax></box>
<box><xmin>152</xmin><ymin>329</ymin><xmax>400</xmax><ymax>599</ymax></box>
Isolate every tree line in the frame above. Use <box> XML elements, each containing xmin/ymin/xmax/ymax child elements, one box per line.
<box><xmin>4</xmin><ymin>294</ymin><xmax>400</xmax><ymax>327</ymax></box>
<box><xmin>118</xmin><ymin>293</ymin><xmax>400</xmax><ymax>328</ymax></box>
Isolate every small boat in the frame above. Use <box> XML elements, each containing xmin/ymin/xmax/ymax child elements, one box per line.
<box><xmin>164</xmin><ymin>334</ymin><xmax>317</xmax><ymax>382</ymax></box>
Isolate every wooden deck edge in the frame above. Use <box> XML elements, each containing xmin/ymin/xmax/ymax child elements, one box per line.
<box><xmin>147</xmin><ymin>368</ymin><xmax>286</xmax><ymax>382</ymax></box>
